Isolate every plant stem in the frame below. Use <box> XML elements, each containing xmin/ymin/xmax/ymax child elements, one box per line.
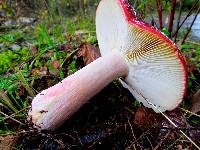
<box><xmin>172</xmin><ymin>0</ymin><xmax>199</xmax><ymax>38</ymax></box>
<box><xmin>17</xmin><ymin>71</ymin><xmax>35</xmax><ymax>97</ymax></box>
<box><xmin>0</xmin><ymin>90</ymin><xmax>17</xmax><ymax>113</ymax></box>
<box><xmin>155</xmin><ymin>0</ymin><xmax>163</xmax><ymax>29</ymax></box>
<box><xmin>168</xmin><ymin>0</ymin><xmax>176</xmax><ymax>38</ymax></box>
<box><xmin>181</xmin><ymin>6</ymin><xmax>200</xmax><ymax>44</ymax></box>
<box><xmin>174</xmin><ymin>0</ymin><xmax>183</xmax><ymax>43</ymax></box>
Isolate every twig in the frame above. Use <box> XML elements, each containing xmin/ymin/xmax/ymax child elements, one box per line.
<box><xmin>132</xmin><ymin>89</ymin><xmax>200</xmax><ymax>149</ymax></box>
<box><xmin>181</xmin><ymin>6</ymin><xmax>200</xmax><ymax>44</ymax></box>
<box><xmin>43</xmin><ymin>0</ymin><xmax>55</xmax><ymax>38</ymax></box>
<box><xmin>55</xmin><ymin>0</ymin><xmax>66</xmax><ymax>33</ymax></box>
<box><xmin>133</xmin><ymin>0</ymin><xmax>138</xmax><ymax>8</ymax></box>
<box><xmin>153</xmin><ymin>132</ymin><xmax>171</xmax><ymax>150</ymax></box>
<box><xmin>174</xmin><ymin>0</ymin><xmax>183</xmax><ymax>42</ymax></box>
<box><xmin>180</xmin><ymin>40</ymin><xmax>200</xmax><ymax>46</ymax></box>
<box><xmin>17</xmin><ymin>70</ymin><xmax>36</xmax><ymax>97</ymax></box>
<box><xmin>0</xmin><ymin>90</ymin><xmax>17</xmax><ymax>113</ymax></box>
<box><xmin>159</xmin><ymin>127</ymin><xmax>200</xmax><ymax>131</ymax></box>
<box><xmin>179</xmin><ymin>107</ymin><xmax>200</xmax><ymax>118</ymax></box>
<box><xmin>125</xmin><ymin>130</ymin><xmax>150</xmax><ymax>150</ymax></box>
<box><xmin>173</xmin><ymin>0</ymin><xmax>200</xmax><ymax>38</ymax></box>
<box><xmin>0</xmin><ymin>111</ymin><xmax>25</xmax><ymax>126</ymax></box>
<box><xmin>168</xmin><ymin>0</ymin><xmax>176</xmax><ymax>38</ymax></box>
<box><xmin>150</xmin><ymin>15</ymin><xmax>159</xmax><ymax>29</ymax></box>
<box><xmin>166</xmin><ymin>136</ymin><xmax>183</xmax><ymax>150</ymax></box>
<box><xmin>60</xmin><ymin>49</ymin><xmax>79</xmax><ymax>68</ymax></box>
<box><xmin>127</xmin><ymin>116</ymin><xmax>136</xmax><ymax>141</ymax></box>
<box><xmin>125</xmin><ymin>107</ymin><xmax>135</xmax><ymax>115</ymax></box>
<box><xmin>3</xmin><ymin>107</ymin><xmax>28</xmax><ymax>121</ymax></box>
<box><xmin>144</xmin><ymin>100</ymin><xmax>200</xmax><ymax>149</ymax></box>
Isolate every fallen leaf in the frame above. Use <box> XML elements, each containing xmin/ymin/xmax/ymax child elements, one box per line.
<box><xmin>190</xmin><ymin>89</ymin><xmax>200</xmax><ymax>114</ymax></box>
<box><xmin>77</xmin><ymin>44</ymin><xmax>101</xmax><ymax>65</ymax></box>
<box><xmin>0</xmin><ymin>135</ymin><xmax>17</xmax><ymax>150</ymax></box>
<box><xmin>134</xmin><ymin>106</ymin><xmax>163</xmax><ymax>128</ymax></box>
<box><xmin>32</xmin><ymin>67</ymin><xmax>48</xmax><ymax>76</ymax></box>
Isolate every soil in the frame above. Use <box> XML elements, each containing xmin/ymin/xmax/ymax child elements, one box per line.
<box><xmin>14</xmin><ymin>82</ymin><xmax>152</xmax><ymax>149</ymax></box>
<box><xmin>14</xmin><ymin>81</ymin><xmax>200</xmax><ymax>149</ymax></box>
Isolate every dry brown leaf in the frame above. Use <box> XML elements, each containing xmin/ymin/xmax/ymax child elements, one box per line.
<box><xmin>32</xmin><ymin>67</ymin><xmax>48</xmax><ymax>76</ymax></box>
<box><xmin>134</xmin><ymin>106</ymin><xmax>163</xmax><ymax>128</ymax></box>
<box><xmin>77</xmin><ymin>44</ymin><xmax>101</xmax><ymax>65</ymax></box>
<box><xmin>190</xmin><ymin>89</ymin><xmax>200</xmax><ymax>114</ymax></box>
<box><xmin>0</xmin><ymin>135</ymin><xmax>17</xmax><ymax>150</ymax></box>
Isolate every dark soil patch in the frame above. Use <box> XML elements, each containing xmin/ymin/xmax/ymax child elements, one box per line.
<box><xmin>15</xmin><ymin>82</ymin><xmax>142</xmax><ymax>149</ymax></box>
<box><xmin>16</xmin><ymin>79</ymin><xmax>200</xmax><ymax>150</ymax></box>
<box><xmin>14</xmin><ymin>81</ymin><xmax>200</xmax><ymax>149</ymax></box>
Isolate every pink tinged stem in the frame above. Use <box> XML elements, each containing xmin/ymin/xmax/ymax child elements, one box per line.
<box><xmin>29</xmin><ymin>52</ymin><xmax>129</xmax><ymax>130</ymax></box>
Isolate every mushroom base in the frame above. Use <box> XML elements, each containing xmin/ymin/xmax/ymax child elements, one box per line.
<box><xmin>28</xmin><ymin>51</ymin><xmax>128</xmax><ymax>130</ymax></box>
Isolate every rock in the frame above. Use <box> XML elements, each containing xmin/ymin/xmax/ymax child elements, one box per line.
<box><xmin>17</xmin><ymin>17</ymin><xmax>36</xmax><ymax>24</ymax></box>
<box><xmin>8</xmin><ymin>44</ymin><xmax>21</xmax><ymax>51</ymax></box>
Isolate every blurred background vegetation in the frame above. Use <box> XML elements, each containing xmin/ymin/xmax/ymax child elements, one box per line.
<box><xmin>1</xmin><ymin>0</ymin><xmax>200</xmax><ymax>17</ymax></box>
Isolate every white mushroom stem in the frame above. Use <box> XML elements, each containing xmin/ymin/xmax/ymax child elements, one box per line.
<box><xmin>29</xmin><ymin>51</ymin><xmax>128</xmax><ymax>130</ymax></box>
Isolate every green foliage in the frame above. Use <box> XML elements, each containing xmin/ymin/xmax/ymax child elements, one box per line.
<box><xmin>182</xmin><ymin>42</ymin><xmax>200</xmax><ymax>68</ymax></box>
<box><xmin>0</xmin><ymin>31</ymin><xmax>24</xmax><ymax>44</ymax></box>
<box><xmin>132</xmin><ymin>99</ymin><xmax>140</xmax><ymax>107</ymax></box>
<box><xmin>68</xmin><ymin>60</ymin><xmax>78</xmax><ymax>74</ymax></box>
<box><xmin>66</xmin><ymin>15</ymin><xmax>97</xmax><ymax>44</ymax></box>
<box><xmin>66</xmin><ymin>15</ymin><xmax>95</xmax><ymax>33</ymax></box>
<box><xmin>190</xmin><ymin>116</ymin><xmax>200</xmax><ymax>126</ymax></box>
<box><xmin>161</xmin><ymin>28</ymin><xmax>170</xmax><ymax>37</ymax></box>
<box><xmin>35</xmin><ymin>24</ymin><xmax>54</xmax><ymax>47</ymax></box>
<box><xmin>0</xmin><ymin>50</ymin><xmax>18</xmax><ymax>74</ymax></box>
<box><xmin>0</xmin><ymin>74</ymin><xmax>17</xmax><ymax>95</ymax></box>
<box><xmin>0</xmin><ymin>71</ymin><xmax>31</xmax><ymax>110</ymax></box>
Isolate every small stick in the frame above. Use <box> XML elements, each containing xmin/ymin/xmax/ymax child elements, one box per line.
<box><xmin>179</xmin><ymin>107</ymin><xmax>200</xmax><ymax>118</ymax></box>
<box><xmin>0</xmin><ymin>111</ymin><xmax>25</xmax><ymax>126</ymax></box>
<box><xmin>181</xmin><ymin>6</ymin><xmax>200</xmax><ymax>44</ymax></box>
<box><xmin>145</xmin><ymin>100</ymin><xmax>200</xmax><ymax>149</ymax></box>
<box><xmin>153</xmin><ymin>132</ymin><xmax>171</xmax><ymax>150</ymax></box>
<box><xmin>134</xmin><ymin>90</ymin><xmax>200</xmax><ymax>150</ymax></box>
<box><xmin>173</xmin><ymin>0</ymin><xmax>199</xmax><ymax>38</ymax></box>
<box><xmin>3</xmin><ymin>107</ymin><xmax>27</xmax><ymax>121</ymax></box>
<box><xmin>174</xmin><ymin>0</ymin><xmax>183</xmax><ymax>42</ymax></box>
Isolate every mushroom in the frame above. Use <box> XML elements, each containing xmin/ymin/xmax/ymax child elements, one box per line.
<box><xmin>28</xmin><ymin>0</ymin><xmax>187</xmax><ymax>130</ymax></box>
